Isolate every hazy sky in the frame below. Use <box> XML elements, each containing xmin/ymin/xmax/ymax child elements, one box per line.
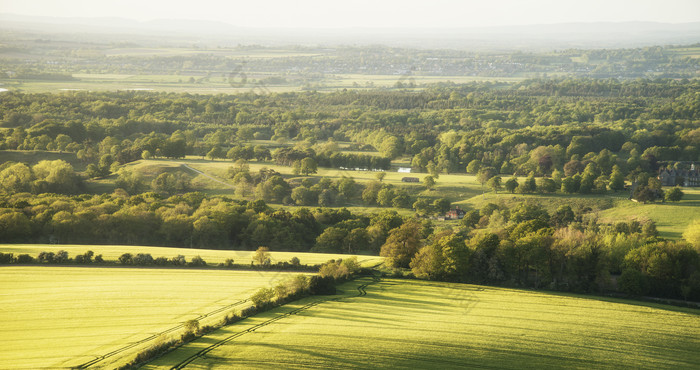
<box><xmin>2</xmin><ymin>0</ymin><xmax>700</xmax><ymax>28</ymax></box>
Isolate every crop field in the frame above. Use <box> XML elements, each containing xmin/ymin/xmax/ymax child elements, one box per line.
<box><xmin>145</xmin><ymin>278</ymin><xmax>700</xmax><ymax>369</ymax></box>
<box><xmin>0</xmin><ymin>245</ymin><xmax>383</xmax><ymax>267</ymax></box>
<box><xmin>0</xmin><ymin>266</ymin><xmax>306</xmax><ymax>369</ymax></box>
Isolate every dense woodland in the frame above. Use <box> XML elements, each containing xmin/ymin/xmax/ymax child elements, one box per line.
<box><xmin>1</xmin><ymin>78</ymin><xmax>700</xmax><ymax>301</ymax></box>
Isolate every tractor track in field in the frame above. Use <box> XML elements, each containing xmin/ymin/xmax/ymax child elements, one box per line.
<box><xmin>74</xmin><ymin>299</ymin><xmax>250</xmax><ymax>369</ymax></box>
<box><xmin>170</xmin><ymin>277</ymin><xmax>381</xmax><ymax>370</ymax></box>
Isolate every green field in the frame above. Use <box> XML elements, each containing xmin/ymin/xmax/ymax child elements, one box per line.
<box><xmin>597</xmin><ymin>188</ymin><xmax>700</xmax><ymax>239</ymax></box>
<box><xmin>0</xmin><ymin>266</ymin><xmax>304</xmax><ymax>369</ymax></box>
<box><xmin>0</xmin><ymin>244</ymin><xmax>384</xmax><ymax>267</ymax></box>
<box><xmin>145</xmin><ymin>278</ymin><xmax>700</xmax><ymax>369</ymax></box>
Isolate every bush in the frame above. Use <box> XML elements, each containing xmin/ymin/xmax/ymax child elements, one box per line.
<box><xmin>250</xmin><ymin>287</ymin><xmax>275</xmax><ymax>308</ymax></box>
<box><xmin>309</xmin><ymin>275</ymin><xmax>336</xmax><ymax>295</ymax></box>
<box><xmin>171</xmin><ymin>255</ymin><xmax>187</xmax><ymax>266</ymax></box>
<box><xmin>225</xmin><ymin>258</ymin><xmax>235</xmax><ymax>267</ymax></box>
<box><xmin>133</xmin><ymin>253</ymin><xmax>154</xmax><ymax>265</ymax></box>
<box><xmin>0</xmin><ymin>252</ymin><xmax>13</xmax><ymax>264</ymax></box>
<box><xmin>15</xmin><ymin>254</ymin><xmax>34</xmax><ymax>263</ymax></box>
<box><xmin>118</xmin><ymin>253</ymin><xmax>133</xmax><ymax>265</ymax></box>
<box><xmin>189</xmin><ymin>255</ymin><xmax>206</xmax><ymax>267</ymax></box>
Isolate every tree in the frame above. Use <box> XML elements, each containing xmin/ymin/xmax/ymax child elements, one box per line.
<box><xmin>376</xmin><ymin>172</ymin><xmax>386</xmax><ymax>182</ymax></box>
<box><xmin>665</xmin><ymin>186</ymin><xmax>684</xmax><ymax>202</ymax></box>
<box><xmin>683</xmin><ymin>220</ymin><xmax>700</xmax><ymax>250</ymax></box>
<box><xmin>466</xmin><ymin>160</ymin><xmax>481</xmax><ymax>174</ymax></box>
<box><xmin>432</xmin><ymin>198</ymin><xmax>451</xmax><ymax>214</ymax></box>
<box><xmin>608</xmin><ymin>168</ymin><xmax>625</xmax><ymax>192</ymax></box>
<box><xmin>0</xmin><ymin>163</ymin><xmax>33</xmax><ymax>192</ymax></box>
<box><xmin>253</xmin><ymin>246</ymin><xmax>271</xmax><ymax>265</ymax></box>
<box><xmin>487</xmin><ymin>176</ymin><xmax>502</xmax><ymax>193</ymax></box>
<box><xmin>206</xmin><ymin>145</ymin><xmax>224</xmax><ymax>160</ymax></box>
<box><xmin>300</xmin><ymin>157</ymin><xmax>318</xmax><ymax>176</ymax></box>
<box><xmin>504</xmin><ymin>177</ymin><xmax>518</xmax><ymax>193</ymax></box>
<box><xmin>477</xmin><ymin>167</ymin><xmax>496</xmax><ymax>187</ymax></box>
<box><xmin>116</xmin><ymin>169</ymin><xmax>145</xmax><ymax>195</ymax></box>
<box><xmin>379</xmin><ymin>136</ymin><xmax>402</xmax><ymax>159</ymax></box>
<box><xmin>380</xmin><ymin>221</ymin><xmax>422</xmax><ymax>268</ymax></box>
<box><xmin>423</xmin><ymin>175</ymin><xmax>436</xmax><ymax>190</ymax></box>
<box><xmin>377</xmin><ymin>188</ymin><xmax>395</xmax><ymax>207</ymax></box>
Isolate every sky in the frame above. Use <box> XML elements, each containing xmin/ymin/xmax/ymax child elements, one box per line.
<box><xmin>1</xmin><ymin>0</ymin><xmax>700</xmax><ymax>28</ymax></box>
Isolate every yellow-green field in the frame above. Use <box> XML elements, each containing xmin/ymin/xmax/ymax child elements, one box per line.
<box><xmin>0</xmin><ymin>266</ymin><xmax>303</xmax><ymax>369</ymax></box>
<box><xmin>597</xmin><ymin>188</ymin><xmax>700</xmax><ymax>239</ymax></box>
<box><xmin>145</xmin><ymin>278</ymin><xmax>700</xmax><ymax>369</ymax></box>
<box><xmin>0</xmin><ymin>244</ymin><xmax>383</xmax><ymax>267</ymax></box>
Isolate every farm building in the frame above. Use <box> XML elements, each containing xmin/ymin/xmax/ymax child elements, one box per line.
<box><xmin>445</xmin><ymin>207</ymin><xmax>466</xmax><ymax>220</ymax></box>
<box><xmin>401</xmin><ymin>177</ymin><xmax>419</xmax><ymax>183</ymax></box>
<box><xmin>658</xmin><ymin>165</ymin><xmax>700</xmax><ymax>187</ymax></box>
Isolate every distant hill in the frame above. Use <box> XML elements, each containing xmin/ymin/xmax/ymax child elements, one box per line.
<box><xmin>1</xmin><ymin>13</ymin><xmax>698</xmax><ymax>50</ymax></box>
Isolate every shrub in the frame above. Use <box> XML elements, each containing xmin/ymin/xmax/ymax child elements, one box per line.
<box><xmin>225</xmin><ymin>258</ymin><xmax>235</xmax><ymax>267</ymax></box>
<box><xmin>133</xmin><ymin>253</ymin><xmax>154</xmax><ymax>265</ymax></box>
<box><xmin>118</xmin><ymin>253</ymin><xmax>133</xmax><ymax>265</ymax></box>
<box><xmin>250</xmin><ymin>287</ymin><xmax>276</xmax><ymax>308</ymax></box>
<box><xmin>171</xmin><ymin>255</ymin><xmax>187</xmax><ymax>266</ymax></box>
<box><xmin>38</xmin><ymin>251</ymin><xmax>55</xmax><ymax>263</ymax></box>
<box><xmin>189</xmin><ymin>255</ymin><xmax>206</xmax><ymax>267</ymax></box>
<box><xmin>15</xmin><ymin>254</ymin><xmax>33</xmax><ymax>263</ymax></box>
<box><xmin>309</xmin><ymin>275</ymin><xmax>336</xmax><ymax>295</ymax></box>
<box><xmin>0</xmin><ymin>252</ymin><xmax>13</xmax><ymax>264</ymax></box>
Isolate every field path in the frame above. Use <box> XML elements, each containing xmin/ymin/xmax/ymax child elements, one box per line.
<box><xmin>179</xmin><ymin>163</ymin><xmax>235</xmax><ymax>189</ymax></box>
<box><xmin>169</xmin><ymin>277</ymin><xmax>380</xmax><ymax>370</ymax></box>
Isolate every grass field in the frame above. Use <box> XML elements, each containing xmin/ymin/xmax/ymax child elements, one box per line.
<box><xmin>0</xmin><ymin>244</ymin><xmax>384</xmax><ymax>267</ymax></box>
<box><xmin>145</xmin><ymin>278</ymin><xmax>700</xmax><ymax>369</ymax></box>
<box><xmin>597</xmin><ymin>188</ymin><xmax>700</xmax><ymax>239</ymax></box>
<box><xmin>0</xmin><ymin>266</ymin><xmax>304</xmax><ymax>369</ymax></box>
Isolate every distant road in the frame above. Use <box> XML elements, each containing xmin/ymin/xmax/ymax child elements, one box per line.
<box><xmin>180</xmin><ymin>163</ymin><xmax>235</xmax><ymax>189</ymax></box>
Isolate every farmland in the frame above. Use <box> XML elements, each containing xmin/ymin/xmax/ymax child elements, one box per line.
<box><xmin>0</xmin><ymin>244</ymin><xmax>384</xmax><ymax>267</ymax></box>
<box><xmin>0</xmin><ymin>266</ymin><xmax>305</xmax><ymax>369</ymax></box>
<box><xmin>145</xmin><ymin>278</ymin><xmax>700</xmax><ymax>369</ymax></box>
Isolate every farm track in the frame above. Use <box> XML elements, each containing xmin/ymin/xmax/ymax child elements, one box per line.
<box><xmin>170</xmin><ymin>276</ymin><xmax>381</xmax><ymax>370</ymax></box>
<box><xmin>179</xmin><ymin>163</ymin><xmax>235</xmax><ymax>189</ymax></box>
<box><xmin>75</xmin><ymin>299</ymin><xmax>250</xmax><ymax>369</ymax></box>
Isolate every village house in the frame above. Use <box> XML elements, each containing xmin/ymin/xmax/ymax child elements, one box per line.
<box><xmin>445</xmin><ymin>206</ymin><xmax>466</xmax><ymax>220</ymax></box>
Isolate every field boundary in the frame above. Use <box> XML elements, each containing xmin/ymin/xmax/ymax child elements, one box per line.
<box><xmin>74</xmin><ymin>299</ymin><xmax>250</xmax><ymax>368</ymax></box>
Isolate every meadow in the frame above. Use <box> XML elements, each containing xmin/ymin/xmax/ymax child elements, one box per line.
<box><xmin>0</xmin><ymin>266</ymin><xmax>304</xmax><ymax>369</ymax></box>
<box><xmin>0</xmin><ymin>244</ymin><xmax>384</xmax><ymax>267</ymax></box>
<box><xmin>597</xmin><ymin>188</ymin><xmax>700</xmax><ymax>239</ymax></box>
<box><xmin>145</xmin><ymin>278</ymin><xmax>700</xmax><ymax>369</ymax></box>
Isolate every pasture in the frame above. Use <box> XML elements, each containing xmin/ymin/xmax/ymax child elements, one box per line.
<box><xmin>597</xmin><ymin>188</ymin><xmax>700</xmax><ymax>239</ymax></box>
<box><xmin>145</xmin><ymin>278</ymin><xmax>700</xmax><ymax>369</ymax></box>
<box><xmin>0</xmin><ymin>266</ymin><xmax>303</xmax><ymax>369</ymax></box>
